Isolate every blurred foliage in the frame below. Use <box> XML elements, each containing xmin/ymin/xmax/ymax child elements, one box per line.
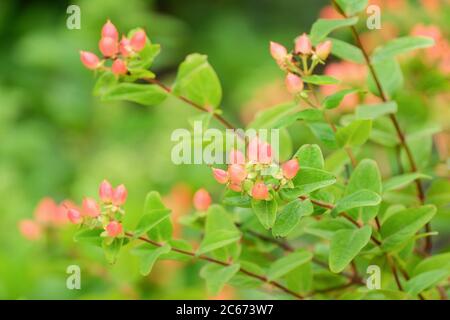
<box><xmin>0</xmin><ymin>0</ymin><xmax>448</xmax><ymax>299</ymax></box>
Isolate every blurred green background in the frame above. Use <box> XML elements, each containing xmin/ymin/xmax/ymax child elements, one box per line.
<box><xmin>0</xmin><ymin>0</ymin><xmax>448</xmax><ymax>299</ymax></box>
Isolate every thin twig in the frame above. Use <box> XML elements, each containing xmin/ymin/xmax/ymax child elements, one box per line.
<box><xmin>124</xmin><ymin>231</ymin><xmax>304</xmax><ymax>300</ymax></box>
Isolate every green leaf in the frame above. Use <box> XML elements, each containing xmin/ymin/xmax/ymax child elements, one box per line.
<box><xmin>294</xmin><ymin>109</ymin><xmax>324</xmax><ymax>122</ymax></box>
<box><xmin>197</xmin><ymin>205</ymin><xmax>241</xmax><ymax>255</ymax></box>
<box><xmin>251</xmin><ymin>199</ymin><xmax>278</xmax><ymax>230</ymax></box>
<box><xmin>306</xmin><ymin>122</ymin><xmax>337</xmax><ymax>148</ymax></box>
<box><xmin>248</xmin><ymin>102</ymin><xmax>297</xmax><ymax>129</ymax></box>
<box><xmin>336</xmin><ymin>119</ymin><xmax>372</xmax><ymax>147</ymax></box>
<box><xmin>345</xmin><ymin>159</ymin><xmax>382</xmax><ymax>222</ymax></box>
<box><xmin>334</xmin><ymin>0</ymin><xmax>368</xmax><ymax>16</ymax></box>
<box><xmin>172</xmin><ymin>53</ymin><xmax>222</xmax><ymax>108</ymax></box>
<box><xmin>380</xmin><ymin>205</ymin><xmax>436</xmax><ymax>251</ymax></box>
<box><xmin>267</xmin><ymin>250</ymin><xmax>312</xmax><ymax>281</ymax></box>
<box><xmin>73</xmin><ymin>229</ymin><xmax>103</xmax><ymax>246</ymax></box>
<box><xmin>310</xmin><ymin>17</ymin><xmax>359</xmax><ymax>44</ymax></box>
<box><xmin>329</xmin><ymin>226</ymin><xmax>372</xmax><ymax>273</ymax></box>
<box><xmin>368</xmin><ymin>58</ymin><xmax>403</xmax><ymax>98</ymax></box>
<box><xmin>329</xmin><ymin>38</ymin><xmax>365</xmax><ymax>64</ymax></box>
<box><xmin>372</xmin><ymin>36</ymin><xmax>435</xmax><ymax>63</ymax></box>
<box><xmin>405</xmin><ymin>270</ymin><xmax>450</xmax><ymax>296</ymax></box>
<box><xmin>356</xmin><ymin>101</ymin><xmax>398</xmax><ymax>119</ymax></box>
<box><xmin>102</xmin><ymin>237</ymin><xmax>124</xmax><ymax>264</ymax></box>
<box><xmin>302</xmin><ymin>75</ymin><xmax>340</xmax><ymax>85</ymax></box>
<box><xmin>134</xmin><ymin>191</ymin><xmax>172</xmax><ymax>239</ymax></box>
<box><xmin>331</xmin><ymin>189</ymin><xmax>381</xmax><ymax>217</ymax></box>
<box><xmin>101</xmin><ymin>83</ymin><xmax>168</xmax><ymax>106</ymax></box>
<box><xmin>281</xmin><ymin>167</ymin><xmax>336</xmax><ymax>200</ymax></box>
<box><xmin>127</xmin><ymin>43</ymin><xmax>161</xmax><ymax>70</ymax></box>
<box><xmin>93</xmin><ymin>72</ymin><xmax>117</xmax><ymax>96</ymax></box>
<box><xmin>323</xmin><ymin>89</ymin><xmax>358</xmax><ymax>109</ymax></box>
<box><xmin>413</xmin><ymin>253</ymin><xmax>450</xmax><ymax>276</ymax></box>
<box><xmin>160</xmin><ymin>239</ymin><xmax>193</xmax><ymax>262</ymax></box>
<box><xmin>222</xmin><ymin>190</ymin><xmax>251</xmax><ymax>208</ymax></box>
<box><xmin>272</xmin><ymin>199</ymin><xmax>313</xmax><ymax>237</ymax></box>
<box><xmin>294</xmin><ymin>144</ymin><xmax>324</xmax><ymax>169</ymax></box>
<box><xmin>285</xmin><ymin>261</ymin><xmax>313</xmax><ymax>293</ymax></box>
<box><xmin>132</xmin><ymin>244</ymin><xmax>171</xmax><ymax>276</ymax></box>
<box><xmin>200</xmin><ymin>264</ymin><xmax>240</xmax><ymax>295</ymax></box>
<box><xmin>304</xmin><ymin>218</ymin><xmax>356</xmax><ymax>240</ymax></box>
<box><xmin>383</xmin><ymin>173</ymin><xmax>432</xmax><ymax>192</ymax></box>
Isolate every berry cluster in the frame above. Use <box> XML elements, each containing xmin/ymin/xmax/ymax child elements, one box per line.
<box><xmin>80</xmin><ymin>20</ymin><xmax>147</xmax><ymax>75</ymax></box>
<box><xmin>270</xmin><ymin>33</ymin><xmax>332</xmax><ymax>95</ymax></box>
<box><xmin>211</xmin><ymin>138</ymin><xmax>300</xmax><ymax>201</ymax></box>
<box><xmin>18</xmin><ymin>198</ymin><xmax>77</xmax><ymax>240</ymax></box>
<box><xmin>66</xmin><ymin>180</ymin><xmax>128</xmax><ymax>238</ymax></box>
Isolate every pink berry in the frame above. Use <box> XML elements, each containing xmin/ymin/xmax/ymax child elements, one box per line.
<box><xmin>229</xmin><ymin>149</ymin><xmax>245</xmax><ymax>165</ymax></box>
<box><xmin>119</xmin><ymin>36</ymin><xmax>132</xmax><ymax>57</ymax></box>
<box><xmin>99</xmin><ymin>179</ymin><xmax>113</xmax><ymax>203</ymax></box>
<box><xmin>19</xmin><ymin>219</ymin><xmax>41</xmax><ymax>241</ymax></box>
<box><xmin>247</xmin><ymin>138</ymin><xmax>272</xmax><ymax>164</ymax></box>
<box><xmin>34</xmin><ymin>197</ymin><xmax>58</xmax><ymax>224</ymax></box>
<box><xmin>316</xmin><ymin>40</ymin><xmax>332</xmax><ymax>60</ymax></box>
<box><xmin>251</xmin><ymin>182</ymin><xmax>269</xmax><ymax>200</ymax></box>
<box><xmin>80</xmin><ymin>51</ymin><xmax>100</xmax><ymax>70</ymax></box>
<box><xmin>282</xmin><ymin>159</ymin><xmax>300</xmax><ymax>179</ymax></box>
<box><xmin>295</xmin><ymin>33</ymin><xmax>312</xmax><ymax>55</ymax></box>
<box><xmin>67</xmin><ymin>208</ymin><xmax>82</xmax><ymax>224</ymax></box>
<box><xmin>212</xmin><ymin>168</ymin><xmax>228</xmax><ymax>184</ymax></box>
<box><xmin>99</xmin><ymin>36</ymin><xmax>118</xmax><ymax>57</ymax></box>
<box><xmin>101</xmin><ymin>20</ymin><xmax>119</xmax><ymax>41</ymax></box>
<box><xmin>130</xmin><ymin>30</ymin><xmax>147</xmax><ymax>52</ymax></box>
<box><xmin>229</xmin><ymin>183</ymin><xmax>242</xmax><ymax>192</ymax></box>
<box><xmin>111</xmin><ymin>59</ymin><xmax>127</xmax><ymax>75</ymax></box>
<box><xmin>270</xmin><ymin>41</ymin><xmax>287</xmax><ymax>63</ymax></box>
<box><xmin>82</xmin><ymin>197</ymin><xmax>101</xmax><ymax>218</ymax></box>
<box><xmin>285</xmin><ymin>73</ymin><xmax>304</xmax><ymax>94</ymax></box>
<box><xmin>193</xmin><ymin>188</ymin><xmax>212</xmax><ymax>211</ymax></box>
<box><xmin>228</xmin><ymin>164</ymin><xmax>247</xmax><ymax>184</ymax></box>
<box><xmin>106</xmin><ymin>221</ymin><xmax>123</xmax><ymax>237</ymax></box>
<box><xmin>112</xmin><ymin>184</ymin><xmax>128</xmax><ymax>206</ymax></box>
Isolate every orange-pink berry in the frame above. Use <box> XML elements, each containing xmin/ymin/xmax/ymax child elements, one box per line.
<box><xmin>282</xmin><ymin>159</ymin><xmax>300</xmax><ymax>179</ymax></box>
<box><xmin>285</xmin><ymin>73</ymin><xmax>304</xmax><ymax>94</ymax></box>
<box><xmin>112</xmin><ymin>184</ymin><xmax>128</xmax><ymax>206</ymax></box>
<box><xmin>82</xmin><ymin>197</ymin><xmax>101</xmax><ymax>218</ymax></box>
<box><xmin>270</xmin><ymin>41</ymin><xmax>287</xmax><ymax>64</ymax></box>
<box><xmin>19</xmin><ymin>219</ymin><xmax>42</xmax><ymax>241</ymax></box>
<box><xmin>193</xmin><ymin>188</ymin><xmax>212</xmax><ymax>211</ymax></box>
<box><xmin>80</xmin><ymin>51</ymin><xmax>100</xmax><ymax>70</ymax></box>
<box><xmin>316</xmin><ymin>40</ymin><xmax>332</xmax><ymax>60</ymax></box>
<box><xmin>67</xmin><ymin>208</ymin><xmax>82</xmax><ymax>224</ymax></box>
<box><xmin>251</xmin><ymin>182</ymin><xmax>269</xmax><ymax>200</ymax></box>
<box><xmin>112</xmin><ymin>59</ymin><xmax>127</xmax><ymax>75</ymax></box>
<box><xmin>119</xmin><ymin>36</ymin><xmax>132</xmax><ymax>57</ymax></box>
<box><xmin>228</xmin><ymin>164</ymin><xmax>247</xmax><ymax>184</ymax></box>
<box><xmin>99</xmin><ymin>37</ymin><xmax>118</xmax><ymax>57</ymax></box>
<box><xmin>130</xmin><ymin>30</ymin><xmax>147</xmax><ymax>52</ymax></box>
<box><xmin>99</xmin><ymin>179</ymin><xmax>113</xmax><ymax>203</ymax></box>
<box><xmin>212</xmin><ymin>168</ymin><xmax>228</xmax><ymax>184</ymax></box>
<box><xmin>295</xmin><ymin>33</ymin><xmax>312</xmax><ymax>55</ymax></box>
<box><xmin>101</xmin><ymin>20</ymin><xmax>119</xmax><ymax>41</ymax></box>
<box><xmin>105</xmin><ymin>221</ymin><xmax>123</xmax><ymax>237</ymax></box>
<box><xmin>229</xmin><ymin>149</ymin><xmax>245</xmax><ymax>165</ymax></box>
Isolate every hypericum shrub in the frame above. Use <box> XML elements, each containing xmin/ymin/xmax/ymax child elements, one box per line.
<box><xmin>22</xmin><ymin>0</ymin><xmax>449</xmax><ymax>300</ymax></box>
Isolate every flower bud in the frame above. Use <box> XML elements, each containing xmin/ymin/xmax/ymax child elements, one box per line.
<box><xmin>295</xmin><ymin>33</ymin><xmax>312</xmax><ymax>55</ymax></box>
<box><xmin>193</xmin><ymin>188</ymin><xmax>212</xmax><ymax>211</ymax></box>
<box><xmin>285</xmin><ymin>73</ymin><xmax>304</xmax><ymax>94</ymax></box>
<box><xmin>112</xmin><ymin>59</ymin><xmax>127</xmax><ymax>75</ymax></box>
<box><xmin>212</xmin><ymin>168</ymin><xmax>228</xmax><ymax>184</ymax></box>
<box><xmin>99</xmin><ymin>36</ymin><xmax>118</xmax><ymax>57</ymax></box>
<box><xmin>282</xmin><ymin>159</ymin><xmax>300</xmax><ymax>179</ymax></box>
<box><xmin>228</xmin><ymin>164</ymin><xmax>247</xmax><ymax>183</ymax></box>
<box><xmin>229</xmin><ymin>183</ymin><xmax>242</xmax><ymax>192</ymax></box>
<box><xmin>19</xmin><ymin>219</ymin><xmax>42</xmax><ymax>241</ymax></box>
<box><xmin>251</xmin><ymin>182</ymin><xmax>269</xmax><ymax>200</ymax></box>
<box><xmin>80</xmin><ymin>51</ymin><xmax>100</xmax><ymax>70</ymax></box>
<box><xmin>130</xmin><ymin>30</ymin><xmax>147</xmax><ymax>52</ymax></box>
<box><xmin>270</xmin><ymin>41</ymin><xmax>287</xmax><ymax>64</ymax></box>
<box><xmin>99</xmin><ymin>179</ymin><xmax>113</xmax><ymax>203</ymax></box>
<box><xmin>316</xmin><ymin>40</ymin><xmax>332</xmax><ymax>60</ymax></box>
<box><xmin>101</xmin><ymin>20</ymin><xmax>119</xmax><ymax>41</ymax></box>
<box><xmin>67</xmin><ymin>208</ymin><xmax>82</xmax><ymax>224</ymax></box>
<box><xmin>82</xmin><ymin>197</ymin><xmax>101</xmax><ymax>218</ymax></box>
<box><xmin>112</xmin><ymin>184</ymin><xmax>128</xmax><ymax>206</ymax></box>
<box><xmin>106</xmin><ymin>221</ymin><xmax>123</xmax><ymax>237</ymax></box>
<box><xmin>119</xmin><ymin>36</ymin><xmax>132</xmax><ymax>57</ymax></box>
<box><xmin>229</xmin><ymin>149</ymin><xmax>245</xmax><ymax>165</ymax></box>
